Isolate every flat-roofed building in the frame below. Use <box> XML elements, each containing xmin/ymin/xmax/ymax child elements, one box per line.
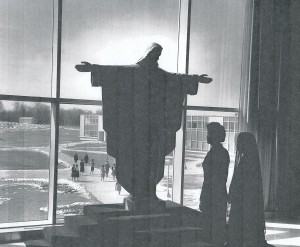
<box><xmin>19</xmin><ymin>117</ymin><xmax>35</xmax><ymax>124</ymax></box>
<box><xmin>80</xmin><ymin>114</ymin><xmax>105</xmax><ymax>141</ymax></box>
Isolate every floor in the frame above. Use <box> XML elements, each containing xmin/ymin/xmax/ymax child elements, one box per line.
<box><xmin>1</xmin><ymin>222</ymin><xmax>300</xmax><ymax>247</ymax></box>
<box><xmin>265</xmin><ymin>222</ymin><xmax>300</xmax><ymax>247</ymax></box>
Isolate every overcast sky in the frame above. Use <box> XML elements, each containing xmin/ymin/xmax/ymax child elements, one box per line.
<box><xmin>0</xmin><ymin>0</ymin><xmax>246</xmax><ymax>108</ymax></box>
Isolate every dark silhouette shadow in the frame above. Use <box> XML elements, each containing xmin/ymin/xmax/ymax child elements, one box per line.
<box><xmin>75</xmin><ymin>43</ymin><xmax>212</xmax><ymax>210</ymax></box>
<box><xmin>199</xmin><ymin>122</ymin><xmax>230</xmax><ymax>246</ymax></box>
<box><xmin>228</xmin><ymin>132</ymin><xmax>272</xmax><ymax>247</ymax></box>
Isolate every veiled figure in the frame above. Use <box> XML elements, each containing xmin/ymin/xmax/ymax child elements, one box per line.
<box><xmin>228</xmin><ymin>132</ymin><xmax>267</xmax><ymax>247</ymax></box>
<box><xmin>76</xmin><ymin>43</ymin><xmax>212</xmax><ymax>201</ymax></box>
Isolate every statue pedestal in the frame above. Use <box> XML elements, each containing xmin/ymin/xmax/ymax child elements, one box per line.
<box><xmin>124</xmin><ymin>196</ymin><xmax>166</xmax><ymax>214</ymax></box>
<box><xmin>25</xmin><ymin>201</ymin><xmax>212</xmax><ymax>247</ymax></box>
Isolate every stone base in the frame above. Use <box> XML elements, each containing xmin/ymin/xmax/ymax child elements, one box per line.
<box><xmin>124</xmin><ymin>196</ymin><xmax>166</xmax><ymax>214</ymax></box>
<box><xmin>25</xmin><ymin>201</ymin><xmax>211</xmax><ymax>247</ymax></box>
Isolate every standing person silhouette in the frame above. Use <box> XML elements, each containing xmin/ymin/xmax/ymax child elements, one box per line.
<box><xmin>199</xmin><ymin>122</ymin><xmax>229</xmax><ymax>246</ymax></box>
<box><xmin>228</xmin><ymin>132</ymin><xmax>270</xmax><ymax>247</ymax></box>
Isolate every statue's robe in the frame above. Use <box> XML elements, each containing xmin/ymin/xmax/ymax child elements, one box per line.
<box><xmin>91</xmin><ymin>63</ymin><xmax>198</xmax><ymax>197</ymax></box>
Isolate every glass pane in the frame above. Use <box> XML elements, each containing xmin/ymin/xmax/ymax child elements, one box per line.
<box><xmin>192</xmin><ymin>121</ymin><xmax>197</xmax><ymax>129</ymax></box>
<box><xmin>191</xmin><ymin>130</ymin><xmax>197</xmax><ymax>141</ymax></box>
<box><xmin>187</xmin><ymin>121</ymin><xmax>192</xmax><ymax>129</ymax></box>
<box><xmin>183</xmin><ymin>110</ymin><xmax>238</xmax><ymax>210</ymax></box>
<box><xmin>60</xmin><ymin>0</ymin><xmax>179</xmax><ymax>99</ymax></box>
<box><xmin>0</xmin><ymin>0</ymin><xmax>54</xmax><ymax>97</ymax></box>
<box><xmin>197</xmin><ymin>130</ymin><xmax>203</xmax><ymax>141</ymax></box>
<box><xmin>197</xmin><ymin>119</ymin><xmax>203</xmax><ymax>129</ymax></box>
<box><xmin>56</xmin><ymin>103</ymin><xmax>174</xmax><ymax>219</ymax></box>
<box><xmin>157</xmin><ymin>154</ymin><xmax>174</xmax><ymax>201</ymax></box>
<box><xmin>0</xmin><ymin>100</ymin><xmax>51</xmax><ymax>224</ymax></box>
<box><xmin>56</xmin><ymin>104</ymin><xmax>119</xmax><ymax>221</ymax></box>
<box><xmin>186</xmin><ymin>130</ymin><xmax>192</xmax><ymax>141</ymax></box>
<box><xmin>187</xmin><ymin>0</ymin><xmax>248</xmax><ymax>108</ymax></box>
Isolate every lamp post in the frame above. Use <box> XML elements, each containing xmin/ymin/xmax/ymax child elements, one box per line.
<box><xmin>66</xmin><ymin>132</ymin><xmax>69</xmax><ymax>147</ymax></box>
<box><xmin>167</xmin><ymin>159</ymin><xmax>171</xmax><ymax>198</ymax></box>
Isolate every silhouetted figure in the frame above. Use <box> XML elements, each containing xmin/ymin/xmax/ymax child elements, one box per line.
<box><xmin>105</xmin><ymin>162</ymin><xmax>110</xmax><ymax>177</ymax></box>
<box><xmin>74</xmin><ymin>153</ymin><xmax>78</xmax><ymax>164</ymax></box>
<box><xmin>71</xmin><ymin>164</ymin><xmax>76</xmax><ymax>181</ymax></box>
<box><xmin>101</xmin><ymin>165</ymin><xmax>106</xmax><ymax>181</ymax></box>
<box><xmin>111</xmin><ymin>165</ymin><xmax>116</xmax><ymax>180</ymax></box>
<box><xmin>75</xmin><ymin>163</ymin><xmax>80</xmax><ymax>182</ymax></box>
<box><xmin>76</xmin><ymin>43</ymin><xmax>212</xmax><ymax>206</ymax></box>
<box><xmin>80</xmin><ymin>159</ymin><xmax>85</xmax><ymax>175</ymax></box>
<box><xmin>84</xmin><ymin>153</ymin><xmax>89</xmax><ymax>165</ymax></box>
<box><xmin>115</xmin><ymin>180</ymin><xmax>122</xmax><ymax>195</ymax></box>
<box><xmin>228</xmin><ymin>132</ymin><xmax>269</xmax><ymax>247</ymax></box>
<box><xmin>90</xmin><ymin>159</ymin><xmax>95</xmax><ymax>174</ymax></box>
<box><xmin>199</xmin><ymin>122</ymin><xmax>229</xmax><ymax>247</ymax></box>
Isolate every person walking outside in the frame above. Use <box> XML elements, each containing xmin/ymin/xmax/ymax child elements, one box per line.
<box><xmin>80</xmin><ymin>159</ymin><xmax>85</xmax><ymax>175</ymax></box>
<box><xmin>74</xmin><ymin>153</ymin><xmax>78</xmax><ymax>164</ymax></box>
<box><xmin>115</xmin><ymin>180</ymin><xmax>121</xmax><ymax>195</ymax></box>
<box><xmin>75</xmin><ymin>163</ymin><xmax>80</xmax><ymax>181</ymax></box>
<box><xmin>111</xmin><ymin>165</ymin><xmax>116</xmax><ymax>180</ymax></box>
<box><xmin>105</xmin><ymin>161</ymin><xmax>110</xmax><ymax>178</ymax></box>
<box><xmin>101</xmin><ymin>165</ymin><xmax>106</xmax><ymax>181</ymax></box>
<box><xmin>71</xmin><ymin>164</ymin><xmax>76</xmax><ymax>181</ymax></box>
<box><xmin>90</xmin><ymin>159</ymin><xmax>95</xmax><ymax>175</ymax></box>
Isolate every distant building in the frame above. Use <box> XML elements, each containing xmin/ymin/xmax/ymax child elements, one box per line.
<box><xmin>80</xmin><ymin>113</ymin><xmax>238</xmax><ymax>154</ymax></box>
<box><xmin>80</xmin><ymin>114</ymin><xmax>105</xmax><ymax>141</ymax></box>
<box><xmin>186</xmin><ymin>112</ymin><xmax>238</xmax><ymax>154</ymax></box>
<box><xmin>19</xmin><ymin>117</ymin><xmax>35</xmax><ymax>124</ymax></box>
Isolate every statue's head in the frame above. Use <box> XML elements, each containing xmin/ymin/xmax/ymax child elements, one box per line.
<box><xmin>137</xmin><ymin>43</ymin><xmax>163</xmax><ymax>67</ymax></box>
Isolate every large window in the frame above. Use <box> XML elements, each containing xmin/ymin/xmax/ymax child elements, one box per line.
<box><xmin>0</xmin><ymin>0</ymin><xmax>180</xmax><ymax>227</ymax></box>
<box><xmin>0</xmin><ymin>0</ymin><xmax>249</xmax><ymax>228</ymax></box>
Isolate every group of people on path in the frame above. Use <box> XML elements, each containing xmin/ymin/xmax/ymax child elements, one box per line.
<box><xmin>100</xmin><ymin>162</ymin><xmax>121</xmax><ymax>194</ymax></box>
<box><xmin>100</xmin><ymin>162</ymin><xmax>116</xmax><ymax>181</ymax></box>
<box><xmin>200</xmin><ymin>122</ymin><xmax>272</xmax><ymax>247</ymax></box>
<box><xmin>71</xmin><ymin>153</ymin><xmax>95</xmax><ymax>181</ymax></box>
<box><xmin>70</xmin><ymin>153</ymin><xmax>122</xmax><ymax>195</ymax></box>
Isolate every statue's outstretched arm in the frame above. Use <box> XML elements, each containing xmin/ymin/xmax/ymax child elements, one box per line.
<box><xmin>75</xmin><ymin>61</ymin><xmax>93</xmax><ymax>72</ymax></box>
<box><xmin>191</xmin><ymin>74</ymin><xmax>213</xmax><ymax>84</ymax></box>
<box><xmin>166</xmin><ymin>70</ymin><xmax>213</xmax><ymax>84</ymax></box>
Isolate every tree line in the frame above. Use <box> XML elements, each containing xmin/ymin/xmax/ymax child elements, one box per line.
<box><xmin>0</xmin><ymin>101</ymin><xmax>101</xmax><ymax>127</ymax></box>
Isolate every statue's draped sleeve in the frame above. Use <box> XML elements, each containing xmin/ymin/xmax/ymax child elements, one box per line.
<box><xmin>164</xmin><ymin>71</ymin><xmax>198</xmax><ymax>155</ymax></box>
<box><xmin>91</xmin><ymin>65</ymin><xmax>135</xmax><ymax>158</ymax></box>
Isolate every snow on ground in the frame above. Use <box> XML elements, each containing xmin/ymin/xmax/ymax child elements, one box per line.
<box><xmin>0</xmin><ymin>121</ymin><xmax>49</xmax><ymax>132</ymax></box>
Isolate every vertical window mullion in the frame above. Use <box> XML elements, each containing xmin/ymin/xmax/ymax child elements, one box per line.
<box><xmin>48</xmin><ymin>0</ymin><xmax>62</xmax><ymax>225</ymax></box>
<box><xmin>172</xmin><ymin>0</ymin><xmax>192</xmax><ymax>205</ymax></box>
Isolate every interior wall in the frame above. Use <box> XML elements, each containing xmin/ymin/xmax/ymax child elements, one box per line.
<box><xmin>245</xmin><ymin>0</ymin><xmax>299</xmax><ymax>214</ymax></box>
<box><xmin>287</xmin><ymin>0</ymin><xmax>300</xmax><ymax>215</ymax></box>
